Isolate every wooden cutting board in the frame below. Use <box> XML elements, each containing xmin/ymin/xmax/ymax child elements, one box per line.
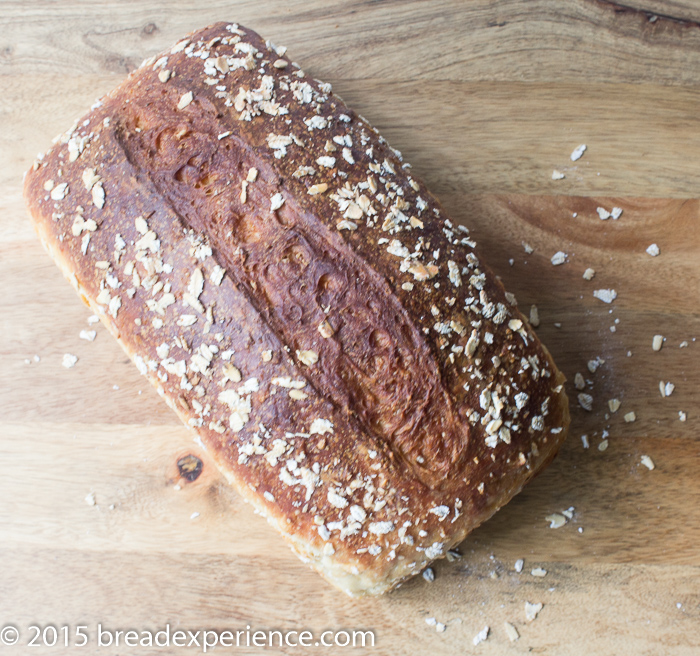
<box><xmin>2</xmin><ymin>2</ymin><xmax>700</xmax><ymax>654</ymax></box>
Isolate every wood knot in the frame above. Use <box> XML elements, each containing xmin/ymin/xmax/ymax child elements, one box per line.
<box><xmin>177</xmin><ymin>454</ymin><xmax>203</xmax><ymax>482</ymax></box>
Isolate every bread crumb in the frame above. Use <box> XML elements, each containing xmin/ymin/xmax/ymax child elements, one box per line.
<box><xmin>582</xmin><ymin>268</ymin><xmax>595</xmax><ymax>281</ymax></box>
<box><xmin>646</xmin><ymin>243</ymin><xmax>660</xmax><ymax>257</ymax></box>
<box><xmin>85</xmin><ymin>492</ymin><xmax>96</xmax><ymax>506</ymax></box>
<box><xmin>62</xmin><ymin>353</ymin><xmax>78</xmax><ymax>368</ymax></box>
<box><xmin>522</xmin><ymin>241</ymin><xmax>534</xmax><ymax>254</ymax></box>
<box><xmin>679</xmin><ymin>411</ymin><xmax>687</xmax><ymax>422</ymax></box>
<box><xmin>552</xmin><ymin>170</ymin><xmax>565</xmax><ymax>180</ymax></box>
<box><xmin>640</xmin><ymin>455</ymin><xmax>655</xmax><ymax>470</ymax></box>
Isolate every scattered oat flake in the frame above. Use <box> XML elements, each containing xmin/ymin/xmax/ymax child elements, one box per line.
<box><xmin>473</xmin><ymin>626</ymin><xmax>490</xmax><ymax>646</ymax></box>
<box><xmin>624</xmin><ymin>411</ymin><xmax>636</xmax><ymax>423</ymax></box>
<box><xmin>92</xmin><ymin>183</ymin><xmax>105</xmax><ymax>209</ymax></box>
<box><xmin>514</xmin><ymin>559</ymin><xmax>524</xmax><ymax>573</ymax></box>
<box><xmin>660</xmin><ymin>381</ymin><xmax>675</xmax><ymax>397</ymax></box>
<box><xmin>62</xmin><ymin>353</ymin><xmax>78</xmax><ymax>369</ymax></box>
<box><xmin>597</xmin><ymin>207</ymin><xmax>611</xmax><ymax>220</ymax></box>
<box><xmin>574</xmin><ymin>372</ymin><xmax>585</xmax><ymax>390</ymax></box>
<box><xmin>578</xmin><ymin>393</ymin><xmax>593</xmax><ymax>411</ymax></box>
<box><xmin>529</xmin><ymin>305</ymin><xmax>540</xmax><ymax>327</ymax></box>
<box><xmin>646</xmin><ymin>243</ymin><xmax>660</xmax><ymax>257</ymax></box>
<box><xmin>552</xmin><ymin>170</ymin><xmax>565</xmax><ymax>180</ymax></box>
<box><xmin>318</xmin><ymin>320</ymin><xmax>334</xmax><ymax>338</ymax></box>
<box><xmin>582</xmin><ymin>268</ymin><xmax>595</xmax><ymax>281</ymax></box>
<box><xmin>679</xmin><ymin>411</ymin><xmax>687</xmax><ymax>422</ymax></box>
<box><xmin>85</xmin><ymin>492</ymin><xmax>96</xmax><ymax>506</ymax></box>
<box><xmin>551</xmin><ymin>251</ymin><xmax>567</xmax><ymax>266</ymax></box>
<box><xmin>652</xmin><ymin>335</ymin><xmax>664</xmax><ymax>351</ymax></box>
<box><xmin>308</xmin><ymin>183</ymin><xmax>328</xmax><ymax>195</ymax></box>
<box><xmin>504</xmin><ymin>622</ymin><xmax>519</xmax><ymax>642</ymax></box>
<box><xmin>297</xmin><ymin>349</ymin><xmax>318</xmax><ymax>366</ymax></box>
<box><xmin>593</xmin><ymin>289</ymin><xmax>617</xmax><ymax>304</ymax></box>
<box><xmin>177</xmin><ymin>91</ymin><xmax>193</xmax><ymax>110</ymax></box>
<box><xmin>79</xmin><ymin>329</ymin><xmax>96</xmax><ymax>342</ymax></box>
<box><xmin>422</xmin><ymin>568</ymin><xmax>435</xmax><ymax>582</ymax></box>
<box><xmin>598</xmin><ymin>439</ymin><xmax>609</xmax><ymax>451</ymax></box>
<box><xmin>570</xmin><ymin>144</ymin><xmax>586</xmax><ymax>161</ymax></box>
<box><xmin>611</xmin><ymin>207</ymin><xmax>623</xmax><ymax>219</ymax></box>
<box><xmin>270</xmin><ymin>193</ymin><xmax>285</xmax><ymax>211</ymax></box>
<box><xmin>50</xmin><ymin>182</ymin><xmax>69</xmax><ymax>201</ymax></box>
<box><xmin>522</xmin><ymin>241</ymin><xmax>534</xmax><ymax>255</ymax></box>
<box><xmin>608</xmin><ymin>398</ymin><xmax>621</xmax><ymax>413</ymax></box>
<box><xmin>641</xmin><ymin>455</ymin><xmax>655</xmax><ymax>470</ymax></box>
<box><xmin>546</xmin><ymin>513</ymin><xmax>567</xmax><ymax>529</ymax></box>
<box><xmin>531</xmin><ymin>568</ymin><xmax>547</xmax><ymax>577</ymax></box>
<box><xmin>588</xmin><ymin>357</ymin><xmax>604</xmax><ymax>373</ymax></box>
<box><xmin>525</xmin><ymin>601</ymin><xmax>543</xmax><ymax>622</ymax></box>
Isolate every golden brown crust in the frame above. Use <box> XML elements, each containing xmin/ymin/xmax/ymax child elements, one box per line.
<box><xmin>23</xmin><ymin>22</ymin><xmax>570</xmax><ymax>596</ymax></box>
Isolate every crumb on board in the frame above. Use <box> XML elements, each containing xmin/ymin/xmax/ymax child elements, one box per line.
<box><xmin>62</xmin><ymin>353</ymin><xmax>78</xmax><ymax>368</ymax></box>
<box><xmin>640</xmin><ymin>455</ymin><xmax>655</xmax><ymax>470</ymax></box>
<box><xmin>652</xmin><ymin>335</ymin><xmax>664</xmax><ymax>351</ymax></box>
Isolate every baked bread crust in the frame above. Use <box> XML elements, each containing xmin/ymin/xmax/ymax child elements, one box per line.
<box><xmin>23</xmin><ymin>22</ymin><xmax>570</xmax><ymax>596</ymax></box>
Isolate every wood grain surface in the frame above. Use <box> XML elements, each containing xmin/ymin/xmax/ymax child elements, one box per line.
<box><xmin>2</xmin><ymin>2</ymin><xmax>700</xmax><ymax>654</ymax></box>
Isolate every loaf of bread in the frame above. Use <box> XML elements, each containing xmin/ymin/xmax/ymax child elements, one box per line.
<box><xmin>24</xmin><ymin>22</ymin><xmax>570</xmax><ymax>596</ymax></box>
